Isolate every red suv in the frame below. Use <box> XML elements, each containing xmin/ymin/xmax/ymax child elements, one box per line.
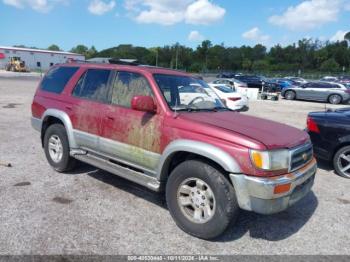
<box><xmin>31</xmin><ymin>63</ymin><xmax>317</xmax><ymax>239</ymax></box>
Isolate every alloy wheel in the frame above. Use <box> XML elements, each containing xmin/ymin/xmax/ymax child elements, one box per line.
<box><xmin>177</xmin><ymin>178</ymin><xmax>216</xmax><ymax>224</ymax></box>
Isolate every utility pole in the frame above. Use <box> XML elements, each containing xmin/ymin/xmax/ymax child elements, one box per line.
<box><xmin>156</xmin><ymin>49</ymin><xmax>158</xmax><ymax>67</ymax></box>
<box><xmin>175</xmin><ymin>46</ymin><xmax>179</xmax><ymax>70</ymax></box>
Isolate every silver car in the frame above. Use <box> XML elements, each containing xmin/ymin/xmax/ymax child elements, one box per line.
<box><xmin>281</xmin><ymin>82</ymin><xmax>350</xmax><ymax>105</ymax></box>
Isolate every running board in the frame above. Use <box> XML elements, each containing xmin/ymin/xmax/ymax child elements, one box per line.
<box><xmin>73</xmin><ymin>153</ymin><xmax>161</xmax><ymax>192</ymax></box>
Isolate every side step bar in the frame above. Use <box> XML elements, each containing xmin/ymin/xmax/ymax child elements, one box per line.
<box><xmin>73</xmin><ymin>153</ymin><xmax>161</xmax><ymax>192</ymax></box>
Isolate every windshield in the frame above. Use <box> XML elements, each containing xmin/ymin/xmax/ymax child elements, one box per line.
<box><xmin>154</xmin><ymin>74</ymin><xmax>226</xmax><ymax>111</ymax></box>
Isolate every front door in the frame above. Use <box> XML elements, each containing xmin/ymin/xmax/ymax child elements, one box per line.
<box><xmin>99</xmin><ymin>70</ymin><xmax>162</xmax><ymax>173</ymax></box>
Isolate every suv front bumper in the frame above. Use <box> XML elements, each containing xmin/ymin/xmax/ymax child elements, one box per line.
<box><xmin>230</xmin><ymin>158</ymin><xmax>317</xmax><ymax>214</ymax></box>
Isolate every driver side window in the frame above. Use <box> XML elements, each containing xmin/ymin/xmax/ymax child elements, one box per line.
<box><xmin>111</xmin><ymin>71</ymin><xmax>153</xmax><ymax>108</ymax></box>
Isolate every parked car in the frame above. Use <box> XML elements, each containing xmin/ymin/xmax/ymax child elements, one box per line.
<box><xmin>320</xmin><ymin>76</ymin><xmax>338</xmax><ymax>82</ymax></box>
<box><xmin>216</xmin><ymin>72</ymin><xmax>236</xmax><ymax>78</ymax></box>
<box><xmin>307</xmin><ymin>108</ymin><xmax>350</xmax><ymax>178</ymax></box>
<box><xmin>31</xmin><ymin>63</ymin><xmax>317</xmax><ymax>239</ymax></box>
<box><xmin>233</xmin><ymin>75</ymin><xmax>264</xmax><ymax>90</ymax></box>
<box><xmin>270</xmin><ymin>78</ymin><xmax>293</xmax><ymax>90</ymax></box>
<box><xmin>338</xmin><ymin>75</ymin><xmax>350</xmax><ymax>85</ymax></box>
<box><xmin>281</xmin><ymin>81</ymin><xmax>350</xmax><ymax>104</ymax></box>
<box><xmin>209</xmin><ymin>84</ymin><xmax>249</xmax><ymax>111</ymax></box>
<box><xmin>284</xmin><ymin>77</ymin><xmax>308</xmax><ymax>85</ymax></box>
<box><xmin>210</xmin><ymin>78</ymin><xmax>248</xmax><ymax>89</ymax></box>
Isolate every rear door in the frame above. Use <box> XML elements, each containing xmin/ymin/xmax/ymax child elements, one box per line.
<box><xmin>68</xmin><ymin>68</ymin><xmax>113</xmax><ymax>149</ymax></box>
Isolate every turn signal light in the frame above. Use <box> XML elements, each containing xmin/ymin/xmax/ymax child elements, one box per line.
<box><xmin>274</xmin><ymin>183</ymin><xmax>291</xmax><ymax>194</ymax></box>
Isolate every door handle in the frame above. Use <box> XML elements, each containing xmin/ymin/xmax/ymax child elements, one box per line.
<box><xmin>107</xmin><ymin>116</ymin><xmax>115</xmax><ymax>120</ymax></box>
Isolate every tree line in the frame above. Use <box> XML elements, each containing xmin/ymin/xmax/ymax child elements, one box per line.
<box><xmin>16</xmin><ymin>33</ymin><xmax>350</xmax><ymax>74</ymax></box>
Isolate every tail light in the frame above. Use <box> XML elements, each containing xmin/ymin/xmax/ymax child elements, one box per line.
<box><xmin>228</xmin><ymin>97</ymin><xmax>241</xmax><ymax>102</ymax></box>
<box><xmin>307</xmin><ymin>116</ymin><xmax>320</xmax><ymax>133</ymax></box>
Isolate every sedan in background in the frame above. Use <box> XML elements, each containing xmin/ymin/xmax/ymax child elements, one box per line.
<box><xmin>210</xmin><ymin>78</ymin><xmax>248</xmax><ymax>89</ymax></box>
<box><xmin>284</xmin><ymin>77</ymin><xmax>308</xmax><ymax>85</ymax></box>
<box><xmin>307</xmin><ymin>108</ymin><xmax>350</xmax><ymax>178</ymax></box>
<box><xmin>209</xmin><ymin>84</ymin><xmax>249</xmax><ymax>111</ymax></box>
<box><xmin>281</xmin><ymin>81</ymin><xmax>350</xmax><ymax>104</ymax></box>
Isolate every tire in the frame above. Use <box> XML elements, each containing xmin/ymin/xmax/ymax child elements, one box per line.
<box><xmin>285</xmin><ymin>90</ymin><xmax>296</xmax><ymax>100</ymax></box>
<box><xmin>328</xmin><ymin>94</ymin><xmax>342</xmax><ymax>105</ymax></box>
<box><xmin>43</xmin><ymin>124</ymin><xmax>76</xmax><ymax>172</ymax></box>
<box><xmin>166</xmin><ymin>159</ymin><xmax>239</xmax><ymax>240</ymax></box>
<box><xmin>261</xmin><ymin>94</ymin><xmax>267</xmax><ymax>100</ymax></box>
<box><xmin>333</xmin><ymin>146</ymin><xmax>350</xmax><ymax>179</ymax></box>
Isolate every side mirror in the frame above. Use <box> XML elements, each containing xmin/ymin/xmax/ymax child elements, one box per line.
<box><xmin>131</xmin><ymin>96</ymin><xmax>156</xmax><ymax>113</ymax></box>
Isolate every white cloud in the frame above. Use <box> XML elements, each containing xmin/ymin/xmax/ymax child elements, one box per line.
<box><xmin>125</xmin><ymin>0</ymin><xmax>225</xmax><ymax>26</ymax></box>
<box><xmin>188</xmin><ymin>30</ymin><xmax>205</xmax><ymax>42</ymax></box>
<box><xmin>2</xmin><ymin>0</ymin><xmax>67</xmax><ymax>12</ymax></box>
<box><xmin>88</xmin><ymin>0</ymin><xmax>115</xmax><ymax>15</ymax></box>
<box><xmin>185</xmin><ymin>0</ymin><xmax>225</xmax><ymax>25</ymax></box>
<box><xmin>242</xmin><ymin>27</ymin><xmax>270</xmax><ymax>43</ymax></box>
<box><xmin>330</xmin><ymin>30</ymin><xmax>347</xmax><ymax>42</ymax></box>
<box><xmin>269</xmin><ymin>0</ymin><xmax>343</xmax><ymax>31</ymax></box>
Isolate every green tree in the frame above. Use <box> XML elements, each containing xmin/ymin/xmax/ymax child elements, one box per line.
<box><xmin>47</xmin><ymin>44</ymin><xmax>60</xmax><ymax>51</ymax></box>
<box><xmin>320</xmin><ymin>58</ymin><xmax>340</xmax><ymax>72</ymax></box>
<box><xmin>70</xmin><ymin>45</ymin><xmax>89</xmax><ymax>55</ymax></box>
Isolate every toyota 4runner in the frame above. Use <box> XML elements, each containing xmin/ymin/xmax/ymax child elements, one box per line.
<box><xmin>31</xmin><ymin>63</ymin><xmax>317</xmax><ymax>239</ymax></box>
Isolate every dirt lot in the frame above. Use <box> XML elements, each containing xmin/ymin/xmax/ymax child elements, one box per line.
<box><xmin>0</xmin><ymin>77</ymin><xmax>349</xmax><ymax>255</ymax></box>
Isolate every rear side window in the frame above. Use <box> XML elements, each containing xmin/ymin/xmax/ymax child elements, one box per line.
<box><xmin>72</xmin><ymin>69</ymin><xmax>111</xmax><ymax>103</ymax></box>
<box><xmin>41</xmin><ymin>66</ymin><xmax>79</xmax><ymax>94</ymax></box>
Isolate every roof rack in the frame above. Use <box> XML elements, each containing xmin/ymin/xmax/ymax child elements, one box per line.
<box><xmin>108</xmin><ymin>58</ymin><xmax>140</xmax><ymax>66</ymax></box>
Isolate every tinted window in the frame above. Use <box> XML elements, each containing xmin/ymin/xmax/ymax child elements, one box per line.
<box><xmin>214</xmin><ymin>85</ymin><xmax>235</xmax><ymax>93</ymax></box>
<box><xmin>111</xmin><ymin>71</ymin><xmax>153</xmax><ymax>108</ymax></box>
<box><xmin>72</xmin><ymin>69</ymin><xmax>111</xmax><ymax>102</ymax></box>
<box><xmin>41</xmin><ymin>66</ymin><xmax>79</xmax><ymax>94</ymax></box>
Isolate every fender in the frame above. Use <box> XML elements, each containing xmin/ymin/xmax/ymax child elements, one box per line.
<box><xmin>157</xmin><ymin>139</ymin><xmax>242</xmax><ymax>181</ymax></box>
<box><xmin>41</xmin><ymin>109</ymin><xmax>77</xmax><ymax>148</ymax></box>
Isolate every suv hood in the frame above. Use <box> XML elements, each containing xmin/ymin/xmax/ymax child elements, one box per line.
<box><xmin>179</xmin><ymin>111</ymin><xmax>309</xmax><ymax>149</ymax></box>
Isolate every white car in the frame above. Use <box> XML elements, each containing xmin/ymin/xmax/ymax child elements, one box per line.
<box><xmin>209</xmin><ymin>84</ymin><xmax>249</xmax><ymax>111</ymax></box>
<box><xmin>210</xmin><ymin>78</ymin><xmax>248</xmax><ymax>89</ymax></box>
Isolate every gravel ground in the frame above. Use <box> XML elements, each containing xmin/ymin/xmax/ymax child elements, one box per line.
<box><xmin>0</xmin><ymin>77</ymin><xmax>349</xmax><ymax>255</ymax></box>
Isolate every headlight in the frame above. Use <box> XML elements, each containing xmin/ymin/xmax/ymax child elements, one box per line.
<box><xmin>250</xmin><ymin>149</ymin><xmax>290</xmax><ymax>171</ymax></box>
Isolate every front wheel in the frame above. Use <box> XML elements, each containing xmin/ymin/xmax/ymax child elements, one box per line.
<box><xmin>285</xmin><ymin>90</ymin><xmax>296</xmax><ymax>100</ymax></box>
<box><xmin>166</xmin><ymin>160</ymin><xmax>239</xmax><ymax>239</ymax></box>
<box><xmin>44</xmin><ymin>124</ymin><xmax>76</xmax><ymax>172</ymax></box>
<box><xmin>333</xmin><ymin>146</ymin><xmax>350</xmax><ymax>179</ymax></box>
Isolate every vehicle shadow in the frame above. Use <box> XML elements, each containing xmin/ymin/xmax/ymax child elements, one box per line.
<box><xmin>86</xmin><ymin>168</ymin><xmax>167</xmax><ymax>209</ymax></box>
<box><xmin>81</xmin><ymin>166</ymin><xmax>318</xmax><ymax>242</ymax></box>
<box><xmin>316</xmin><ymin>159</ymin><xmax>333</xmax><ymax>172</ymax></box>
<box><xmin>217</xmin><ymin>191</ymin><xmax>318</xmax><ymax>242</ymax></box>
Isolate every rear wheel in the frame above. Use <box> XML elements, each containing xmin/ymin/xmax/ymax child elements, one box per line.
<box><xmin>285</xmin><ymin>90</ymin><xmax>296</xmax><ymax>100</ymax></box>
<box><xmin>334</xmin><ymin>146</ymin><xmax>350</xmax><ymax>179</ymax></box>
<box><xmin>44</xmin><ymin>124</ymin><xmax>76</xmax><ymax>172</ymax></box>
<box><xmin>328</xmin><ymin>94</ymin><xmax>342</xmax><ymax>105</ymax></box>
<box><xmin>166</xmin><ymin>160</ymin><xmax>239</xmax><ymax>239</ymax></box>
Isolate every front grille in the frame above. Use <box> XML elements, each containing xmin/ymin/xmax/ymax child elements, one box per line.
<box><xmin>290</xmin><ymin>143</ymin><xmax>313</xmax><ymax>171</ymax></box>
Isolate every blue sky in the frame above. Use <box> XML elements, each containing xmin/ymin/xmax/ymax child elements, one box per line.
<box><xmin>0</xmin><ymin>0</ymin><xmax>349</xmax><ymax>51</ymax></box>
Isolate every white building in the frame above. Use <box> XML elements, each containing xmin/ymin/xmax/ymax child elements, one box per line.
<box><xmin>0</xmin><ymin>46</ymin><xmax>85</xmax><ymax>71</ymax></box>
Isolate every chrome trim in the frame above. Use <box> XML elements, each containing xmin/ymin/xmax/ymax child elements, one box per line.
<box><xmin>31</xmin><ymin>117</ymin><xmax>42</xmax><ymax>132</ymax></box>
<box><xmin>288</xmin><ymin>142</ymin><xmax>313</xmax><ymax>172</ymax></box>
<box><xmin>157</xmin><ymin>139</ymin><xmax>242</xmax><ymax>181</ymax></box>
<box><xmin>230</xmin><ymin>158</ymin><xmax>317</xmax><ymax>214</ymax></box>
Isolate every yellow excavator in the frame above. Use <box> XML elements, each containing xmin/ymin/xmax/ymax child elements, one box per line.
<box><xmin>5</xmin><ymin>57</ymin><xmax>29</xmax><ymax>72</ymax></box>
